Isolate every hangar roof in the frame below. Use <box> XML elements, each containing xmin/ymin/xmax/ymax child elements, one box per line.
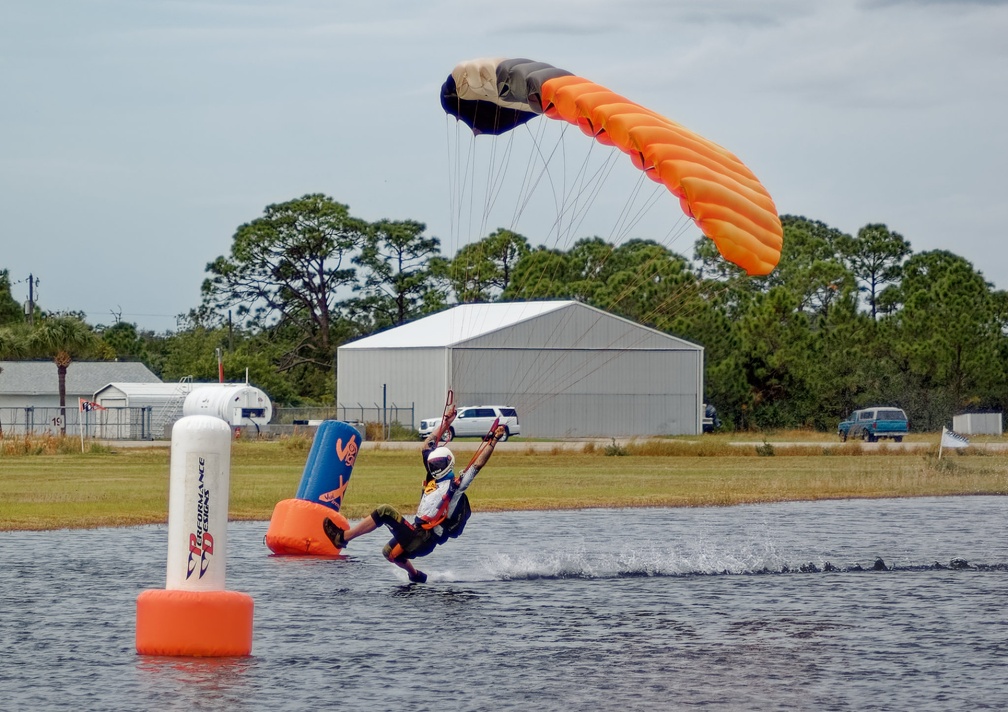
<box><xmin>340</xmin><ymin>300</ymin><xmax>701</xmax><ymax>352</ymax></box>
<box><xmin>341</xmin><ymin>301</ymin><xmax>573</xmax><ymax>349</ymax></box>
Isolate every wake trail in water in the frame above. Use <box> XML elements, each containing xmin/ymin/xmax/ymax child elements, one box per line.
<box><xmin>472</xmin><ymin>545</ymin><xmax>1008</xmax><ymax>582</ymax></box>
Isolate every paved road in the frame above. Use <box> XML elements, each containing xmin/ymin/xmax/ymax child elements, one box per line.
<box><xmin>100</xmin><ymin>436</ymin><xmax>1007</xmax><ymax>452</ymax></box>
<box><xmin>339</xmin><ymin>437</ymin><xmax>1008</xmax><ymax>453</ymax></box>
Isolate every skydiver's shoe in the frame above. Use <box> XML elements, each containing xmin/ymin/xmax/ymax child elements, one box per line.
<box><xmin>408</xmin><ymin>569</ymin><xmax>428</xmax><ymax>584</ymax></box>
<box><xmin>323</xmin><ymin>518</ymin><xmax>346</xmax><ymax>548</ymax></box>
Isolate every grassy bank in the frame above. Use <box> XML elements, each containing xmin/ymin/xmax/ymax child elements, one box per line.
<box><xmin>1</xmin><ymin>435</ymin><xmax>1006</xmax><ymax>531</ymax></box>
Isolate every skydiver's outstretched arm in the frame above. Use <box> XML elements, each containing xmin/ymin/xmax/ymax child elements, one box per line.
<box><xmin>455</xmin><ymin>424</ymin><xmax>506</xmax><ymax>490</ymax></box>
<box><xmin>424</xmin><ymin>403</ymin><xmax>457</xmax><ymax>452</ymax></box>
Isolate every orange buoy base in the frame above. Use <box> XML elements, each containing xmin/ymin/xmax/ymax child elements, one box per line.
<box><xmin>265</xmin><ymin>498</ymin><xmax>349</xmax><ymax>556</ymax></box>
<box><xmin>136</xmin><ymin>588</ymin><xmax>254</xmax><ymax>657</ymax></box>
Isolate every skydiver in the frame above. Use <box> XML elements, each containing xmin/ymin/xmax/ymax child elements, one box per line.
<box><xmin>322</xmin><ymin>403</ymin><xmax>506</xmax><ymax>583</ymax></box>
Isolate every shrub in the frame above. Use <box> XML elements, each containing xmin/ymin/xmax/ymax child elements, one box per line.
<box><xmin>604</xmin><ymin>439</ymin><xmax>628</xmax><ymax>456</ymax></box>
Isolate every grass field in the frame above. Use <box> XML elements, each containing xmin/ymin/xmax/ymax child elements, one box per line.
<box><xmin>1</xmin><ymin>433</ymin><xmax>1006</xmax><ymax>531</ymax></box>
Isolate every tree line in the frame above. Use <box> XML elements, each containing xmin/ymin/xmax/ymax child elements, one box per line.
<box><xmin>2</xmin><ymin>193</ymin><xmax>1005</xmax><ymax>433</ymax></box>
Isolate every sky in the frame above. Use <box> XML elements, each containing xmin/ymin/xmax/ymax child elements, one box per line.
<box><xmin>2</xmin><ymin>0</ymin><xmax>1007</xmax><ymax>333</ymax></box>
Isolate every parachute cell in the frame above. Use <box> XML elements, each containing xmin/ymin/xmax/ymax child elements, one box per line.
<box><xmin>440</xmin><ymin>58</ymin><xmax>783</xmax><ymax>276</ymax></box>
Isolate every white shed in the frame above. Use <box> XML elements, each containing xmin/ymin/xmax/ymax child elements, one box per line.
<box><xmin>95</xmin><ymin>380</ymin><xmax>272</xmax><ymax>438</ymax></box>
<box><xmin>94</xmin><ymin>381</ymin><xmax>196</xmax><ymax>438</ymax></box>
<box><xmin>337</xmin><ymin>300</ymin><xmax>704</xmax><ymax>438</ymax></box>
<box><xmin>952</xmin><ymin>412</ymin><xmax>1003</xmax><ymax>436</ymax></box>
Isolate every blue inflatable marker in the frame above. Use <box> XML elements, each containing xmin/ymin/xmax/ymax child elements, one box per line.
<box><xmin>265</xmin><ymin>420</ymin><xmax>361</xmax><ymax>556</ymax></box>
<box><xmin>295</xmin><ymin>420</ymin><xmax>360</xmax><ymax>510</ymax></box>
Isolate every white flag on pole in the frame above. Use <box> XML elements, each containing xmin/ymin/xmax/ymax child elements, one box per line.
<box><xmin>941</xmin><ymin>426</ymin><xmax>970</xmax><ymax>450</ymax></box>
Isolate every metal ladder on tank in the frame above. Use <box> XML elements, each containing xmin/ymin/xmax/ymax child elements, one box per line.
<box><xmin>154</xmin><ymin>375</ymin><xmax>193</xmax><ymax>437</ymax></box>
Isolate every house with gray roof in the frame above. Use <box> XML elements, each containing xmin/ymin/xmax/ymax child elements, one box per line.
<box><xmin>0</xmin><ymin>360</ymin><xmax>161</xmax><ymax>436</ymax></box>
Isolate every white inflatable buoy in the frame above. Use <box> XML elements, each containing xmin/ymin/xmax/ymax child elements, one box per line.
<box><xmin>136</xmin><ymin>415</ymin><xmax>254</xmax><ymax>656</ymax></box>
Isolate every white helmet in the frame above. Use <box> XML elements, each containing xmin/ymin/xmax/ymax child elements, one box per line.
<box><xmin>426</xmin><ymin>446</ymin><xmax>455</xmax><ymax>478</ymax></box>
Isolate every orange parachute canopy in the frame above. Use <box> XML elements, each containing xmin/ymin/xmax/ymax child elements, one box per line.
<box><xmin>441</xmin><ymin>58</ymin><xmax>783</xmax><ymax>276</ymax></box>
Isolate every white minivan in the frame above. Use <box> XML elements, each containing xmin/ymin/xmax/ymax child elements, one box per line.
<box><xmin>418</xmin><ymin>405</ymin><xmax>520</xmax><ymax>441</ymax></box>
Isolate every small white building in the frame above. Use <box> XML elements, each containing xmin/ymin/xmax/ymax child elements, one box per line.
<box><xmin>94</xmin><ymin>381</ymin><xmax>197</xmax><ymax>438</ymax></box>
<box><xmin>95</xmin><ymin>380</ymin><xmax>273</xmax><ymax>438</ymax></box>
<box><xmin>952</xmin><ymin>412</ymin><xmax>1003</xmax><ymax>436</ymax></box>
<box><xmin>337</xmin><ymin>300</ymin><xmax>705</xmax><ymax>438</ymax></box>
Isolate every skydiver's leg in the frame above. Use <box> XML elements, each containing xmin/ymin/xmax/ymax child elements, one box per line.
<box><xmin>323</xmin><ymin>505</ymin><xmax>400</xmax><ymax>548</ymax></box>
<box><xmin>383</xmin><ymin>542</ymin><xmax>427</xmax><ymax>583</ymax></box>
<box><xmin>342</xmin><ymin>512</ymin><xmax>380</xmax><ymax>543</ymax></box>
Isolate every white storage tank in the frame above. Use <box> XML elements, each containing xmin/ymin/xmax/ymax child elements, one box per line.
<box><xmin>182</xmin><ymin>384</ymin><xmax>273</xmax><ymax>432</ymax></box>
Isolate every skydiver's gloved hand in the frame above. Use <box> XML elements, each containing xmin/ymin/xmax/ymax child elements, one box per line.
<box><xmin>485</xmin><ymin>425</ymin><xmax>506</xmax><ymax>442</ymax></box>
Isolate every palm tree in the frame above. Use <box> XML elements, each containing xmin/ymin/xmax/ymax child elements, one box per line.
<box><xmin>26</xmin><ymin>316</ymin><xmax>97</xmax><ymax>435</ymax></box>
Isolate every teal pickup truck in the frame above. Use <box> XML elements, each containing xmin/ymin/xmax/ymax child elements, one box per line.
<box><xmin>838</xmin><ymin>407</ymin><xmax>909</xmax><ymax>442</ymax></box>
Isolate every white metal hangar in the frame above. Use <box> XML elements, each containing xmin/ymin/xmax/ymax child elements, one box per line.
<box><xmin>337</xmin><ymin>300</ymin><xmax>705</xmax><ymax>438</ymax></box>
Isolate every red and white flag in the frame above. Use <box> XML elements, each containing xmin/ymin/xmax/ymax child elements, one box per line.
<box><xmin>79</xmin><ymin>399</ymin><xmax>106</xmax><ymax>412</ymax></box>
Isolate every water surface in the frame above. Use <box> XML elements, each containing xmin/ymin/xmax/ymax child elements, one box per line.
<box><xmin>1</xmin><ymin>497</ymin><xmax>1005</xmax><ymax>710</ymax></box>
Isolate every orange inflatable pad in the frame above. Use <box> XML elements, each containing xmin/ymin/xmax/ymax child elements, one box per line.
<box><xmin>136</xmin><ymin>588</ymin><xmax>254</xmax><ymax>657</ymax></box>
<box><xmin>265</xmin><ymin>498</ymin><xmax>349</xmax><ymax>556</ymax></box>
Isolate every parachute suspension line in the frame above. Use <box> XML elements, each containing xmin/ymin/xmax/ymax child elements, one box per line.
<box><xmin>447</xmin><ymin>118</ymin><xmax>495</xmax><ymax>364</ymax></box>
<box><xmin>444</xmin><ymin>117</ymin><xmax>463</xmax><ymax>255</ymax></box>
<box><xmin>450</xmin><ymin>113</ymin><xmax>539</xmax><ymax>392</ymax></box>
<box><xmin>519</xmin><ymin>122</ymin><xmax>572</xmax><ymax>239</ymax></box>
<box><xmin>502</xmin><ymin>122</ymin><xmax>583</xmax><ymax>301</ymax></box>
<box><xmin>458</xmin><ymin>129</ymin><xmax>512</xmax><ymax>389</ymax></box>
<box><xmin>509</xmin><ymin>135</ymin><xmax>660</xmax><ymax>314</ymax></box>
<box><xmin>444</xmin><ymin>116</ymin><xmax>469</xmax><ymax>390</ymax></box>
<box><xmin>577</xmin><ymin>179</ymin><xmax>675</xmax><ymax>315</ymax></box>
<box><xmin>446</xmin><ymin>118</ymin><xmax>478</xmax><ymax>256</ymax></box>
<box><xmin>505</xmin><ymin>126</ymin><xmax>615</xmax><ymax>303</ymax></box>
<box><xmin>464</xmin><ymin>124</ymin><xmax>505</xmax><ymax>308</ymax></box>
<box><xmin>556</xmin><ymin>140</ymin><xmax>617</xmax><ymax>249</ymax></box>
<box><xmin>558</xmin><ymin>152</ymin><xmax>623</xmax><ymax>253</ymax></box>
<box><xmin>503</xmin><ymin>226</ymin><xmax>719</xmax><ymax>415</ymax></box>
<box><xmin>513</xmin><ymin>271</ymin><xmax>733</xmax><ymax>417</ymax></box>
<box><xmin>608</xmin><ymin>176</ymin><xmax>664</xmax><ymax>245</ymax></box>
<box><xmin>508</xmin><ymin>289</ymin><xmax>696</xmax><ymax>418</ymax></box>
<box><xmin>478</xmin><ymin>116</ymin><xmax>507</xmax><ymax>237</ymax></box>
<box><xmin>511</xmin><ymin>148</ymin><xmax>707</xmax><ymax>416</ymax></box>
<box><xmin>502</xmin><ymin>143</ymin><xmax>663</xmax><ymax>406</ymax></box>
<box><xmin>486</xmin><ymin>124</ymin><xmax>576</xmax><ymax>400</ymax></box>
<box><xmin>490</xmin><ymin>126</ymin><xmax>615</xmax><ymax>404</ymax></box>
<box><xmin>509</xmin><ymin>119</ymin><xmax>553</xmax><ymax>233</ymax></box>
<box><xmin>560</xmin><ymin>162</ymin><xmax>700</xmax><ymax>325</ymax></box>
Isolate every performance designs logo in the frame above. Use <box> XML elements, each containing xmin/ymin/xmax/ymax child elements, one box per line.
<box><xmin>335</xmin><ymin>436</ymin><xmax>358</xmax><ymax>466</ymax></box>
<box><xmin>187</xmin><ymin>456</ymin><xmax>214</xmax><ymax>579</ymax></box>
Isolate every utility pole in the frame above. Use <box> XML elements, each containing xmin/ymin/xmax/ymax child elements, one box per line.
<box><xmin>26</xmin><ymin>273</ymin><xmax>35</xmax><ymax>326</ymax></box>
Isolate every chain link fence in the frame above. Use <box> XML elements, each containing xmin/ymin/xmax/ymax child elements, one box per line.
<box><xmin>272</xmin><ymin>404</ymin><xmax>415</xmax><ymax>440</ymax></box>
<box><xmin>0</xmin><ymin>403</ymin><xmax>415</xmax><ymax>442</ymax></box>
<box><xmin>273</xmin><ymin>404</ymin><xmax>413</xmax><ymax>427</ymax></box>
<box><xmin>0</xmin><ymin>406</ymin><xmax>154</xmax><ymax>440</ymax></box>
